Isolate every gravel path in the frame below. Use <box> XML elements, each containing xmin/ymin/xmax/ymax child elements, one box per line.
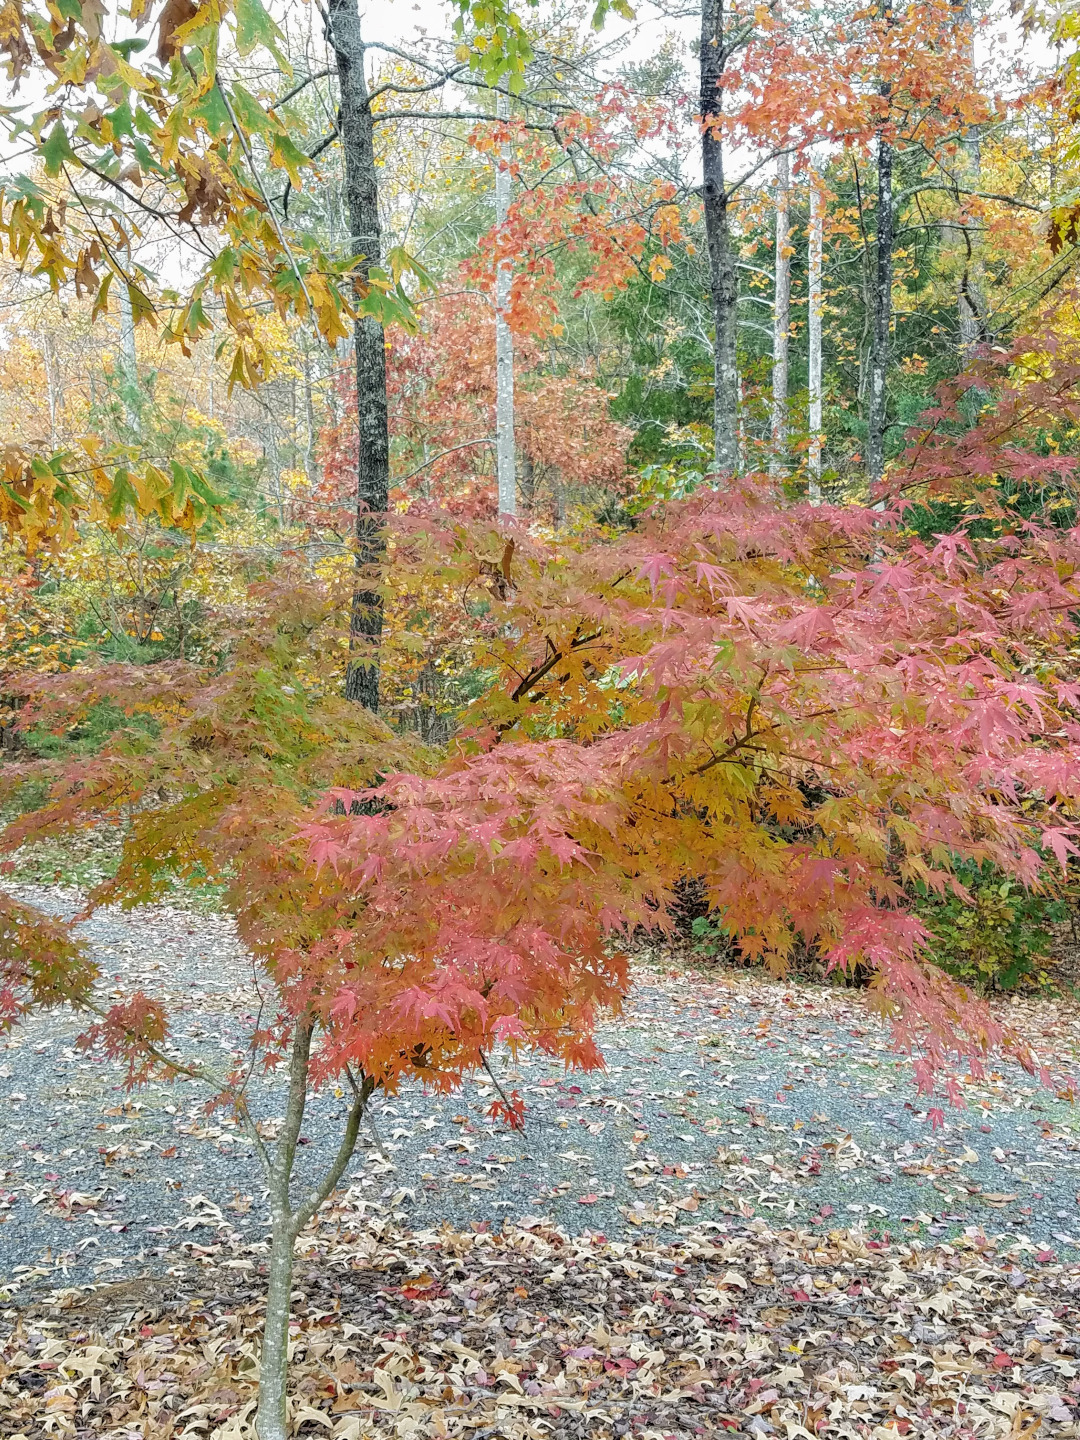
<box><xmin>3</xmin><ymin>884</ymin><xmax>1080</xmax><ymax>1295</ymax></box>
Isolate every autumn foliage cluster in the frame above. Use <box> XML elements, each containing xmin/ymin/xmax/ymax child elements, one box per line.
<box><xmin>0</xmin><ymin>345</ymin><xmax>1078</xmax><ymax>1118</ymax></box>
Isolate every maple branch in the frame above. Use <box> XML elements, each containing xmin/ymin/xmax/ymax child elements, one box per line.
<box><xmin>65</xmin><ymin>982</ymin><xmax>226</xmax><ymax>1094</ymax></box>
<box><xmin>451</xmin><ymin>73</ymin><xmax>576</xmax><ymax>117</ymax></box>
<box><xmin>695</xmin><ymin>697</ymin><xmax>766</xmax><ymax>775</ymax></box>
<box><xmin>281</xmin><ymin>126</ymin><xmax>340</xmax><ymax>217</ymax></box>
<box><xmin>291</xmin><ymin>1066</ymin><xmax>375</xmax><ymax>1234</ymax></box>
<box><xmin>480</xmin><ymin>1049</ymin><xmax>523</xmax><ymax>1129</ymax></box>
<box><xmin>271</xmin><ymin>1013</ymin><xmax>314</xmax><ymax>1203</ymax></box>
<box><xmin>368</xmin><ymin>65</ymin><xmax>467</xmax><ymax>103</ymax></box>
<box><xmin>61</xmin><ymin>166</ymin><xmax>150</xmax><ymax>310</ymax></box>
<box><xmin>396</xmin><ymin>437</ymin><xmax>495</xmax><ymax>486</ymax></box>
<box><xmin>896</xmin><ymin>181</ymin><xmax>1042</xmax><ymax>214</ymax></box>
<box><xmin>75</xmin><ymin>158</ymin><xmax>216</xmax><ymax>258</ymax></box>
<box><xmin>509</xmin><ymin>629</ymin><xmax>602</xmax><ymax>704</ymax></box>
<box><xmin>272</xmin><ymin>68</ymin><xmax>333</xmax><ymax>110</ymax></box>
<box><xmin>375</xmin><ymin>111</ymin><xmax>555</xmax><ymax>130</ymax></box>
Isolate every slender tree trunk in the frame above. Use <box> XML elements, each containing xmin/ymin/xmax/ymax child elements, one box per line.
<box><xmin>328</xmin><ymin>0</ymin><xmax>390</xmax><ymax>713</ymax></box>
<box><xmin>494</xmin><ymin>92</ymin><xmax>516</xmax><ymax>517</ymax></box>
<box><xmin>254</xmin><ymin>1017</ymin><xmax>371</xmax><ymax>1440</ymax></box>
<box><xmin>303</xmin><ymin>339</ymin><xmax>318</xmax><ymax>487</ymax></box>
<box><xmin>700</xmin><ymin>0</ymin><xmax>739</xmax><ymax>475</ymax></box>
<box><xmin>255</xmin><ymin>1018</ymin><xmax>313</xmax><ymax>1440</ymax></box>
<box><xmin>867</xmin><ymin>133</ymin><xmax>892</xmax><ymax>495</ymax></box>
<box><xmin>257</xmin><ymin>1213</ymin><xmax>296</xmax><ymax>1440</ymax></box>
<box><xmin>770</xmin><ymin>152</ymin><xmax>790</xmax><ymax>475</ymax></box>
<box><xmin>868</xmin><ymin>0</ymin><xmax>895</xmax><ymax>499</ymax></box>
<box><xmin>117</xmin><ymin>282</ymin><xmax>138</xmax><ymax>429</ymax></box>
<box><xmin>40</xmin><ymin>331</ymin><xmax>57</xmax><ymax>446</ymax></box>
<box><xmin>808</xmin><ymin>175</ymin><xmax>823</xmax><ymax>503</ymax></box>
<box><xmin>520</xmin><ymin>450</ymin><xmax>536</xmax><ymax>512</ymax></box>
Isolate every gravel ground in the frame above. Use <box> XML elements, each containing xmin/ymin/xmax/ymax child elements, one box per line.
<box><xmin>3</xmin><ymin>884</ymin><xmax>1080</xmax><ymax>1296</ymax></box>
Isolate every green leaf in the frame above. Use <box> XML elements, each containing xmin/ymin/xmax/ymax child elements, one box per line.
<box><xmin>111</xmin><ymin>37</ymin><xmax>149</xmax><ymax>59</ymax></box>
<box><xmin>54</xmin><ymin>0</ymin><xmax>83</xmax><ymax>20</ymax></box>
<box><xmin>108</xmin><ymin>101</ymin><xmax>134</xmax><ymax>138</ymax></box>
<box><xmin>92</xmin><ymin>270</ymin><xmax>113</xmax><ymax>322</ymax></box>
<box><xmin>183</xmin><ymin>297</ymin><xmax>208</xmax><ymax>337</ymax></box>
<box><xmin>126</xmin><ymin>284</ymin><xmax>155</xmax><ymax>326</ymax></box>
<box><xmin>234</xmin><ymin>0</ymin><xmax>283</xmax><ymax>58</ymax></box>
<box><xmin>590</xmin><ymin>0</ymin><xmax>634</xmax><ymax>28</ymax></box>
<box><xmin>108</xmin><ymin>468</ymin><xmax>139</xmax><ymax>522</ymax></box>
<box><xmin>208</xmin><ymin>247</ymin><xmax>237</xmax><ymax>284</ymax></box>
<box><xmin>132</xmin><ymin>138</ymin><xmax>156</xmax><ymax>174</ymax></box>
<box><xmin>384</xmin><ymin>244</ymin><xmax>435</xmax><ymax>290</ymax></box>
<box><xmin>133</xmin><ymin>104</ymin><xmax>158</xmax><ymax>138</ymax></box>
<box><xmin>190</xmin><ymin>85</ymin><xmax>231</xmax><ymax>138</ymax></box>
<box><xmin>169</xmin><ymin>461</ymin><xmax>191</xmax><ymax>509</ymax></box>
<box><xmin>42</xmin><ymin>124</ymin><xmax>73</xmax><ymax>178</ymax></box>
<box><xmin>228</xmin><ymin>83</ymin><xmax>280</xmax><ymax>140</ymax></box>
<box><xmin>189</xmin><ymin>471</ymin><xmax>227</xmax><ymax>507</ymax></box>
<box><xmin>270</xmin><ymin>133</ymin><xmax>309</xmax><ymax>187</ymax></box>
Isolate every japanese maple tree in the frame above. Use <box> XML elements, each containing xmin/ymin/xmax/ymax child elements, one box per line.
<box><xmin>5</xmin><ymin>339</ymin><xmax>1080</xmax><ymax>1434</ymax></box>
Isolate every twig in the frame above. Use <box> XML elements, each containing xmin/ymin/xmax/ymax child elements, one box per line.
<box><xmin>481</xmin><ymin>1049</ymin><xmax>523</xmax><ymax>1131</ymax></box>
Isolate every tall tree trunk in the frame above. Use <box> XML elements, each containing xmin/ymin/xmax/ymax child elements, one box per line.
<box><xmin>494</xmin><ymin>92</ymin><xmax>516</xmax><ymax>517</ymax></box>
<box><xmin>770</xmin><ymin>152</ymin><xmax>790</xmax><ymax>474</ymax></box>
<box><xmin>700</xmin><ymin>0</ymin><xmax>739</xmax><ymax>475</ymax></box>
<box><xmin>867</xmin><ymin>134</ymin><xmax>892</xmax><ymax>495</ymax></box>
<box><xmin>303</xmin><ymin>338</ymin><xmax>318</xmax><ymax>487</ymax></box>
<box><xmin>868</xmin><ymin>0</ymin><xmax>895</xmax><ymax>498</ymax></box>
<box><xmin>328</xmin><ymin>0</ymin><xmax>390</xmax><ymax>713</ymax></box>
<box><xmin>950</xmin><ymin>0</ymin><xmax>984</xmax><ymax>357</ymax></box>
<box><xmin>808</xmin><ymin>175</ymin><xmax>823</xmax><ymax>503</ymax></box>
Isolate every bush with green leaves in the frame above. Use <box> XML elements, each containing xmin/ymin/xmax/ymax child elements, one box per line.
<box><xmin>914</xmin><ymin>862</ymin><xmax>1067</xmax><ymax>993</ymax></box>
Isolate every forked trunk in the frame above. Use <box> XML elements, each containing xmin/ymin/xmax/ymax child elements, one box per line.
<box><xmin>253</xmin><ymin>1017</ymin><xmax>370</xmax><ymax>1440</ymax></box>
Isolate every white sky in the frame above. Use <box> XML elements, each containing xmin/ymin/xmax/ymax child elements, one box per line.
<box><xmin>0</xmin><ymin>0</ymin><xmax>1062</xmax><ymax>296</ymax></box>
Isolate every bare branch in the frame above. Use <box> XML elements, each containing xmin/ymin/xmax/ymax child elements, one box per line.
<box><xmin>272</xmin><ymin>68</ymin><xmax>333</xmax><ymax>110</ymax></box>
<box><xmin>397</xmin><ymin>437</ymin><xmax>495</xmax><ymax>486</ymax></box>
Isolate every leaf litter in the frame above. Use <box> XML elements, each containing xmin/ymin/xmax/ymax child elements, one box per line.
<box><xmin>2</xmin><ymin>1205</ymin><xmax>1080</xmax><ymax>1438</ymax></box>
<box><xmin>2</xmin><ymin>888</ymin><xmax>1080</xmax><ymax>1433</ymax></box>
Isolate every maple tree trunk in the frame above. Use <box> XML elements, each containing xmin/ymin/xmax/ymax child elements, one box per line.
<box><xmin>257</xmin><ymin>1212</ymin><xmax>296</xmax><ymax>1440</ymax></box>
<box><xmin>255</xmin><ymin>1018</ymin><xmax>312</xmax><ymax>1440</ymax></box>
<box><xmin>328</xmin><ymin>0</ymin><xmax>390</xmax><ymax>713</ymax></box>
<box><xmin>808</xmin><ymin>176</ymin><xmax>823</xmax><ymax>502</ymax></box>
<box><xmin>495</xmin><ymin>91</ymin><xmax>517</xmax><ymax>517</ymax></box>
<box><xmin>255</xmin><ymin>1016</ymin><xmax>370</xmax><ymax>1440</ymax></box>
<box><xmin>867</xmin><ymin>133</ymin><xmax>893</xmax><ymax>494</ymax></box>
<box><xmin>700</xmin><ymin>0</ymin><xmax>739</xmax><ymax>475</ymax></box>
<box><xmin>771</xmin><ymin>152</ymin><xmax>790</xmax><ymax>474</ymax></box>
